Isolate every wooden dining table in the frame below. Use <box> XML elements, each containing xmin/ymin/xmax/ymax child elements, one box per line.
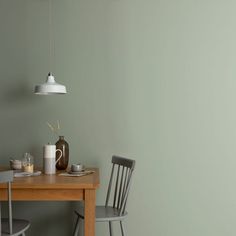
<box><xmin>0</xmin><ymin>168</ymin><xmax>100</xmax><ymax>236</ymax></box>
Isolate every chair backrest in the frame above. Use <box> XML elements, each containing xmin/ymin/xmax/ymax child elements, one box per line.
<box><xmin>0</xmin><ymin>170</ymin><xmax>14</xmax><ymax>234</ymax></box>
<box><xmin>105</xmin><ymin>155</ymin><xmax>135</xmax><ymax>215</ymax></box>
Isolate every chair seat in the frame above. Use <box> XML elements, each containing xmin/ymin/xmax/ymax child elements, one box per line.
<box><xmin>75</xmin><ymin>206</ymin><xmax>128</xmax><ymax>222</ymax></box>
<box><xmin>2</xmin><ymin>218</ymin><xmax>30</xmax><ymax>236</ymax></box>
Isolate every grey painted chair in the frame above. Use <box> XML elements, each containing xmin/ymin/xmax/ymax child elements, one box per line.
<box><xmin>73</xmin><ymin>155</ymin><xmax>136</xmax><ymax>236</ymax></box>
<box><xmin>0</xmin><ymin>170</ymin><xmax>30</xmax><ymax>236</ymax></box>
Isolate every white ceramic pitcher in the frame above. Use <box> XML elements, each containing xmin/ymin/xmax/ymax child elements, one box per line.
<box><xmin>43</xmin><ymin>144</ymin><xmax>62</xmax><ymax>174</ymax></box>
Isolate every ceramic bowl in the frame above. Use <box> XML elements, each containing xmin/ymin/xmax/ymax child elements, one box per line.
<box><xmin>10</xmin><ymin>159</ymin><xmax>22</xmax><ymax>170</ymax></box>
<box><xmin>71</xmin><ymin>164</ymin><xmax>84</xmax><ymax>172</ymax></box>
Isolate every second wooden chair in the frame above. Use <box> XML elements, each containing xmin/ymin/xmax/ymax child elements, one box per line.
<box><xmin>73</xmin><ymin>155</ymin><xmax>136</xmax><ymax>236</ymax></box>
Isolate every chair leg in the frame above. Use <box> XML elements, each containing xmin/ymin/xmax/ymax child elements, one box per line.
<box><xmin>109</xmin><ymin>221</ymin><xmax>114</xmax><ymax>236</ymax></box>
<box><xmin>120</xmin><ymin>221</ymin><xmax>126</xmax><ymax>236</ymax></box>
<box><xmin>73</xmin><ymin>216</ymin><xmax>80</xmax><ymax>236</ymax></box>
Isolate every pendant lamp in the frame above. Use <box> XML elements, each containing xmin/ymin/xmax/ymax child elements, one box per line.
<box><xmin>34</xmin><ymin>73</ymin><xmax>66</xmax><ymax>95</ymax></box>
<box><xmin>34</xmin><ymin>0</ymin><xmax>67</xmax><ymax>95</ymax></box>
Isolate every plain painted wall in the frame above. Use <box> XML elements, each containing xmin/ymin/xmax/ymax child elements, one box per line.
<box><xmin>1</xmin><ymin>0</ymin><xmax>236</xmax><ymax>235</ymax></box>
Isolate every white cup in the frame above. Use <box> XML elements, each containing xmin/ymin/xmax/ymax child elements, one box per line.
<box><xmin>43</xmin><ymin>144</ymin><xmax>62</xmax><ymax>174</ymax></box>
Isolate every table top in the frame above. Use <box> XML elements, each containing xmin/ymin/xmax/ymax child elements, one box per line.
<box><xmin>0</xmin><ymin>168</ymin><xmax>100</xmax><ymax>190</ymax></box>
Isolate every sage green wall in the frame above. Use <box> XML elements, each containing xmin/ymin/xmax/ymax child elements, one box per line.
<box><xmin>1</xmin><ymin>0</ymin><xmax>236</xmax><ymax>235</ymax></box>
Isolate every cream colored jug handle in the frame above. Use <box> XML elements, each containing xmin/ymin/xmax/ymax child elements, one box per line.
<box><xmin>55</xmin><ymin>149</ymin><xmax>63</xmax><ymax>164</ymax></box>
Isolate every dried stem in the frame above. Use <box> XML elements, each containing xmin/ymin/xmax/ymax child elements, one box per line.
<box><xmin>46</xmin><ymin>121</ymin><xmax>60</xmax><ymax>136</ymax></box>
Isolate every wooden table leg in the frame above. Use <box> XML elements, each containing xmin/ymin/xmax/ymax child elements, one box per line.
<box><xmin>84</xmin><ymin>189</ymin><xmax>96</xmax><ymax>236</ymax></box>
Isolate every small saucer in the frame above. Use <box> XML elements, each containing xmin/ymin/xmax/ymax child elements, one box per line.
<box><xmin>68</xmin><ymin>169</ymin><xmax>85</xmax><ymax>174</ymax></box>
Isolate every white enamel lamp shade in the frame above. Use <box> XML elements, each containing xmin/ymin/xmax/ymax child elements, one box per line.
<box><xmin>34</xmin><ymin>73</ymin><xmax>67</xmax><ymax>95</ymax></box>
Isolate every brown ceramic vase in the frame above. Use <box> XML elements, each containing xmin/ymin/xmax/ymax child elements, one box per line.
<box><xmin>55</xmin><ymin>136</ymin><xmax>69</xmax><ymax>170</ymax></box>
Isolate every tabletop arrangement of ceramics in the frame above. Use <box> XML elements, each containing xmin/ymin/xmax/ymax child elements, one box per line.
<box><xmin>10</xmin><ymin>148</ymin><xmax>86</xmax><ymax>177</ymax></box>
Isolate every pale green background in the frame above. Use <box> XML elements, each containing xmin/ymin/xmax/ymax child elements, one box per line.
<box><xmin>1</xmin><ymin>0</ymin><xmax>236</xmax><ymax>235</ymax></box>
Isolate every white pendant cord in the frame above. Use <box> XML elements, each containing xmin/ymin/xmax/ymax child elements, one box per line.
<box><xmin>49</xmin><ymin>0</ymin><xmax>55</xmax><ymax>74</ymax></box>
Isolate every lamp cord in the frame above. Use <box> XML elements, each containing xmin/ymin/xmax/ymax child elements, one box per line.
<box><xmin>49</xmin><ymin>0</ymin><xmax>55</xmax><ymax>74</ymax></box>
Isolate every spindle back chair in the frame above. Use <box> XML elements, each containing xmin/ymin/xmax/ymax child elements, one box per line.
<box><xmin>73</xmin><ymin>155</ymin><xmax>136</xmax><ymax>236</ymax></box>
